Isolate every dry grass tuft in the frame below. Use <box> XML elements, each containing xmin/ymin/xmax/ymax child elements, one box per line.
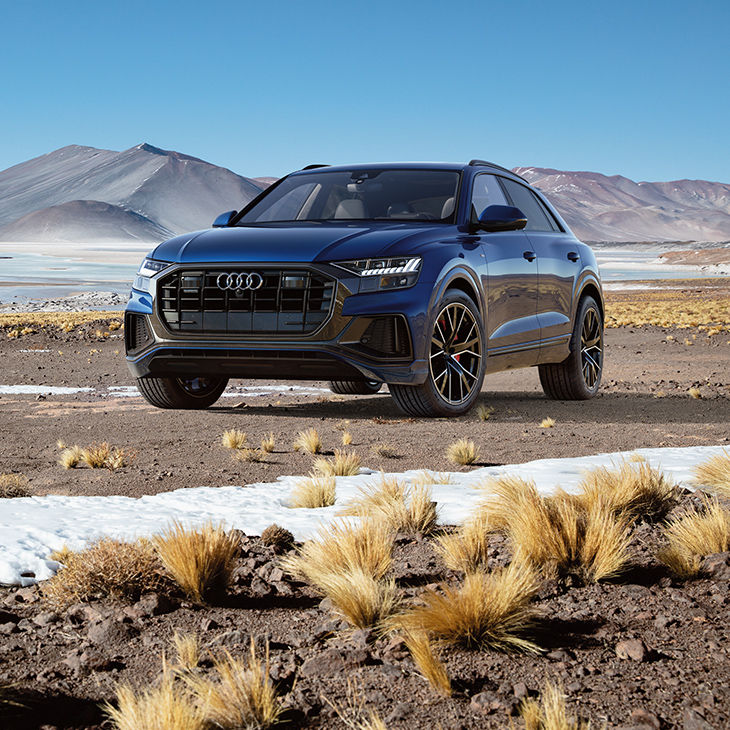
<box><xmin>183</xmin><ymin>639</ymin><xmax>282</xmax><ymax>729</ymax></box>
<box><xmin>171</xmin><ymin>632</ymin><xmax>200</xmax><ymax>672</ymax></box>
<box><xmin>578</xmin><ymin>461</ymin><xmax>679</xmax><ymax>520</ymax></box>
<box><xmin>520</xmin><ymin>680</ymin><xmax>590</xmax><ymax>730</ymax></box>
<box><xmin>476</xmin><ymin>404</ymin><xmax>494</xmax><ymax>421</ymax></box>
<box><xmin>412</xmin><ymin>471</ymin><xmax>453</xmax><ymax>487</ymax></box>
<box><xmin>446</xmin><ymin>439</ymin><xmax>479</xmax><ymax>466</ymax></box>
<box><xmin>0</xmin><ymin>473</ymin><xmax>30</xmax><ymax>498</ymax></box>
<box><xmin>540</xmin><ymin>417</ymin><xmax>556</xmax><ymax>429</ymax></box>
<box><xmin>433</xmin><ymin>510</ymin><xmax>491</xmax><ymax>573</ymax></box>
<box><xmin>393</xmin><ymin>561</ymin><xmax>540</xmax><ymax>652</ymax></box>
<box><xmin>689</xmin><ymin>386</ymin><xmax>702</xmax><ymax>399</ymax></box>
<box><xmin>326</xmin><ymin>679</ymin><xmax>388</xmax><ymax>730</ymax></box>
<box><xmin>341</xmin><ymin>476</ymin><xmax>438</xmax><ymax>535</ymax></box>
<box><xmin>152</xmin><ymin>522</ymin><xmax>239</xmax><ymax>603</ymax></box>
<box><xmin>281</xmin><ymin>519</ymin><xmax>393</xmax><ymax>583</ymax></box>
<box><xmin>312</xmin><ymin>449</ymin><xmax>362</xmax><ymax>477</ymax></box>
<box><xmin>403</xmin><ymin>631</ymin><xmax>452</xmax><ymax>696</ymax></box>
<box><xmin>315</xmin><ymin>568</ymin><xmax>400</xmax><ymax>628</ymax></box>
<box><xmin>293</xmin><ymin>427</ymin><xmax>323</xmax><ymax>454</ymax></box>
<box><xmin>657</xmin><ymin>498</ymin><xmax>730</xmax><ymax>578</ymax></box>
<box><xmin>232</xmin><ymin>448</ymin><xmax>267</xmax><ymax>463</ymax></box>
<box><xmin>260</xmin><ymin>524</ymin><xmax>294</xmax><ymax>552</ymax></box>
<box><xmin>481</xmin><ymin>476</ymin><xmax>633</xmax><ymax>582</ymax></box>
<box><xmin>42</xmin><ymin>538</ymin><xmax>166</xmax><ymax>609</ymax></box>
<box><xmin>105</xmin><ymin>673</ymin><xmax>207</xmax><ymax>730</ymax></box>
<box><xmin>693</xmin><ymin>449</ymin><xmax>730</xmax><ymax>496</ymax></box>
<box><xmin>221</xmin><ymin>429</ymin><xmax>248</xmax><ymax>450</ymax></box>
<box><xmin>371</xmin><ymin>443</ymin><xmax>400</xmax><ymax>459</ymax></box>
<box><xmin>59</xmin><ymin>445</ymin><xmax>84</xmax><ymax>469</ymax></box>
<box><xmin>342</xmin><ymin>430</ymin><xmax>353</xmax><ymax>446</ymax></box>
<box><xmin>260</xmin><ymin>433</ymin><xmax>276</xmax><ymax>453</ymax></box>
<box><xmin>290</xmin><ymin>475</ymin><xmax>336</xmax><ymax>509</ymax></box>
<box><xmin>48</xmin><ymin>545</ymin><xmax>74</xmax><ymax>564</ymax></box>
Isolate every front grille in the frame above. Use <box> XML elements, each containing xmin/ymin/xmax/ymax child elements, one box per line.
<box><xmin>125</xmin><ymin>313</ymin><xmax>152</xmax><ymax>352</ymax></box>
<box><xmin>157</xmin><ymin>268</ymin><xmax>336</xmax><ymax>335</ymax></box>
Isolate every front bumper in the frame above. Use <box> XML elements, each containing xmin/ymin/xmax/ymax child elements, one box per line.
<box><xmin>124</xmin><ymin>265</ymin><xmax>432</xmax><ymax>385</ymax></box>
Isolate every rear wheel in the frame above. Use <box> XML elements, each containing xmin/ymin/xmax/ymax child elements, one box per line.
<box><xmin>539</xmin><ymin>296</ymin><xmax>603</xmax><ymax>400</ymax></box>
<box><xmin>390</xmin><ymin>290</ymin><xmax>485</xmax><ymax>417</ymax></box>
<box><xmin>136</xmin><ymin>376</ymin><xmax>228</xmax><ymax>409</ymax></box>
<box><xmin>328</xmin><ymin>380</ymin><xmax>382</xmax><ymax>395</ymax></box>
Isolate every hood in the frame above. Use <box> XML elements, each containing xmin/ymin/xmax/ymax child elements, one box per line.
<box><xmin>151</xmin><ymin>222</ymin><xmax>447</xmax><ymax>264</ymax></box>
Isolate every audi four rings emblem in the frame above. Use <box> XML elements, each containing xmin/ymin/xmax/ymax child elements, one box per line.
<box><xmin>216</xmin><ymin>272</ymin><xmax>264</xmax><ymax>291</ymax></box>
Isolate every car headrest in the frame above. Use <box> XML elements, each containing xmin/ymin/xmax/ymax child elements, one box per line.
<box><xmin>334</xmin><ymin>199</ymin><xmax>367</xmax><ymax>219</ymax></box>
<box><xmin>441</xmin><ymin>197</ymin><xmax>455</xmax><ymax>219</ymax></box>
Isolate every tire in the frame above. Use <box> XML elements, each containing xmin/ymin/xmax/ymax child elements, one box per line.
<box><xmin>539</xmin><ymin>296</ymin><xmax>603</xmax><ymax>400</ymax></box>
<box><xmin>328</xmin><ymin>380</ymin><xmax>383</xmax><ymax>395</ymax></box>
<box><xmin>136</xmin><ymin>376</ymin><xmax>229</xmax><ymax>409</ymax></box>
<box><xmin>390</xmin><ymin>290</ymin><xmax>486</xmax><ymax>417</ymax></box>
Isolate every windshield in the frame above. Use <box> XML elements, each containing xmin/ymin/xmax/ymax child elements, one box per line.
<box><xmin>237</xmin><ymin>169</ymin><xmax>460</xmax><ymax>224</ymax></box>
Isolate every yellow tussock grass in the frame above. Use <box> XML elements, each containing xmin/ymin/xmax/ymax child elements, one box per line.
<box><xmin>657</xmin><ymin>498</ymin><xmax>730</xmax><ymax>578</ymax></box>
<box><xmin>693</xmin><ymin>449</ymin><xmax>730</xmax><ymax>496</ymax></box>
<box><xmin>293</xmin><ymin>427</ymin><xmax>323</xmax><ymax>454</ymax></box>
<box><xmin>316</xmin><ymin>568</ymin><xmax>399</xmax><ymax>628</ymax></box>
<box><xmin>325</xmin><ymin>679</ymin><xmax>388</xmax><ymax>730</ymax></box>
<box><xmin>79</xmin><ymin>442</ymin><xmax>130</xmax><ymax>470</ymax></box>
<box><xmin>433</xmin><ymin>510</ymin><xmax>491</xmax><ymax>573</ymax></box>
<box><xmin>233</xmin><ymin>448</ymin><xmax>267</xmax><ymax>463</ymax></box>
<box><xmin>171</xmin><ymin>632</ymin><xmax>200</xmax><ymax>672</ymax></box>
<box><xmin>312</xmin><ymin>449</ymin><xmax>362</xmax><ymax>476</ymax></box>
<box><xmin>393</xmin><ymin>561</ymin><xmax>540</xmax><ymax>652</ymax></box>
<box><xmin>540</xmin><ymin>417</ymin><xmax>556</xmax><ymax>429</ymax></box>
<box><xmin>59</xmin><ymin>445</ymin><xmax>84</xmax><ymax>469</ymax></box>
<box><xmin>688</xmin><ymin>387</ymin><xmax>702</xmax><ymax>399</ymax></box>
<box><xmin>476</xmin><ymin>404</ymin><xmax>494</xmax><ymax>421</ymax></box>
<box><xmin>520</xmin><ymin>680</ymin><xmax>590</xmax><ymax>730</ymax></box>
<box><xmin>412</xmin><ymin>471</ymin><xmax>453</xmax><ymax>487</ymax></box>
<box><xmin>281</xmin><ymin>519</ymin><xmax>393</xmax><ymax>583</ymax></box>
<box><xmin>183</xmin><ymin>639</ymin><xmax>281</xmax><ymax>729</ymax></box>
<box><xmin>446</xmin><ymin>438</ymin><xmax>479</xmax><ymax>466</ymax></box>
<box><xmin>341</xmin><ymin>476</ymin><xmax>438</xmax><ymax>535</ymax></box>
<box><xmin>152</xmin><ymin>522</ymin><xmax>239</xmax><ymax>603</ymax></box>
<box><xmin>290</xmin><ymin>475</ymin><xmax>336</xmax><ymax>508</ymax></box>
<box><xmin>260</xmin><ymin>433</ymin><xmax>276</xmax><ymax>453</ymax></box>
<box><xmin>105</xmin><ymin>673</ymin><xmax>207</xmax><ymax>730</ymax></box>
<box><xmin>42</xmin><ymin>538</ymin><xmax>166</xmax><ymax>609</ymax></box>
<box><xmin>403</xmin><ymin>631</ymin><xmax>451</xmax><ymax>696</ymax></box>
<box><xmin>0</xmin><ymin>473</ymin><xmax>30</xmax><ymax>498</ymax></box>
<box><xmin>577</xmin><ymin>461</ymin><xmax>679</xmax><ymax>520</ymax></box>
<box><xmin>342</xmin><ymin>431</ymin><xmax>353</xmax><ymax>446</ymax></box>
<box><xmin>372</xmin><ymin>443</ymin><xmax>400</xmax><ymax>459</ymax></box>
<box><xmin>221</xmin><ymin>429</ymin><xmax>247</xmax><ymax>450</ymax></box>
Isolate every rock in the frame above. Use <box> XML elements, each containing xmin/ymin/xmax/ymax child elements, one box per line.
<box><xmin>654</xmin><ymin>614</ymin><xmax>675</xmax><ymax>630</ymax></box>
<box><xmin>200</xmin><ymin>618</ymin><xmax>220</xmax><ymax>632</ymax></box>
<box><xmin>250</xmin><ymin>577</ymin><xmax>272</xmax><ymax>597</ymax></box>
<box><xmin>133</xmin><ymin>592</ymin><xmax>175</xmax><ymax>617</ymax></box>
<box><xmin>615</xmin><ymin>638</ymin><xmax>648</xmax><ymax>662</ymax></box>
<box><xmin>470</xmin><ymin>691</ymin><xmax>504</xmax><ymax>715</ymax></box>
<box><xmin>87</xmin><ymin>618</ymin><xmax>136</xmax><ymax>645</ymax></box>
<box><xmin>32</xmin><ymin>611</ymin><xmax>60</xmax><ymax>627</ymax></box>
<box><xmin>350</xmin><ymin>628</ymin><xmax>374</xmax><ymax>648</ymax></box>
<box><xmin>683</xmin><ymin>707</ymin><xmax>713</xmax><ymax>730</ymax></box>
<box><xmin>209</xmin><ymin>630</ymin><xmax>247</xmax><ymax>647</ymax></box>
<box><xmin>386</xmin><ymin>703</ymin><xmax>412</xmax><ymax>723</ymax></box>
<box><xmin>703</xmin><ymin>552</ymin><xmax>730</xmax><ymax>580</ymax></box>
<box><xmin>299</xmin><ymin>648</ymin><xmax>369</xmax><ymax>677</ymax></box>
<box><xmin>513</xmin><ymin>681</ymin><xmax>528</xmax><ymax>700</ymax></box>
<box><xmin>12</xmin><ymin>586</ymin><xmax>38</xmax><ymax>603</ymax></box>
<box><xmin>232</xmin><ymin>565</ymin><xmax>251</xmax><ymax>586</ymax></box>
<box><xmin>379</xmin><ymin>662</ymin><xmax>402</xmax><ymax>678</ymax></box>
<box><xmin>381</xmin><ymin>636</ymin><xmax>409</xmax><ymax>661</ymax></box>
<box><xmin>630</xmin><ymin>708</ymin><xmax>661</xmax><ymax>729</ymax></box>
<box><xmin>546</xmin><ymin>648</ymin><xmax>573</xmax><ymax>662</ymax></box>
<box><xmin>273</xmin><ymin>581</ymin><xmax>294</xmax><ymax>597</ymax></box>
<box><xmin>269</xmin><ymin>567</ymin><xmax>285</xmax><ymax>583</ymax></box>
<box><xmin>0</xmin><ymin>622</ymin><xmax>19</xmax><ymax>635</ymax></box>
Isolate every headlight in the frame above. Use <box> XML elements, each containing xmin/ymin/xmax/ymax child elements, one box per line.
<box><xmin>133</xmin><ymin>258</ymin><xmax>171</xmax><ymax>292</ymax></box>
<box><xmin>333</xmin><ymin>257</ymin><xmax>421</xmax><ymax>290</ymax></box>
<box><xmin>137</xmin><ymin>258</ymin><xmax>170</xmax><ymax>277</ymax></box>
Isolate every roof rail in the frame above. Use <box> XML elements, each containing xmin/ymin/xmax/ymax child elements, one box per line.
<box><xmin>301</xmin><ymin>164</ymin><xmax>330</xmax><ymax>170</ymax></box>
<box><xmin>468</xmin><ymin>159</ymin><xmax>526</xmax><ymax>181</ymax></box>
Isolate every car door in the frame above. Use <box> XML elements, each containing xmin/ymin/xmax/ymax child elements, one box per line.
<box><xmin>471</xmin><ymin>173</ymin><xmax>540</xmax><ymax>357</ymax></box>
<box><xmin>499</xmin><ymin>178</ymin><xmax>575</xmax><ymax>347</ymax></box>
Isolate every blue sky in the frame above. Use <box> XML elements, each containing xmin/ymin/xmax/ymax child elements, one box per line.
<box><xmin>2</xmin><ymin>0</ymin><xmax>728</xmax><ymax>181</ymax></box>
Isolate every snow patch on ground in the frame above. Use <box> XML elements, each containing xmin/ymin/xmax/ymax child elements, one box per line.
<box><xmin>0</xmin><ymin>446</ymin><xmax>725</xmax><ymax>586</ymax></box>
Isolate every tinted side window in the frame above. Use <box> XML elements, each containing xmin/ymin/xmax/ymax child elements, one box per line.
<box><xmin>470</xmin><ymin>173</ymin><xmax>508</xmax><ymax>222</ymax></box>
<box><xmin>500</xmin><ymin>178</ymin><xmax>554</xmax><ymax>232</ymax></box>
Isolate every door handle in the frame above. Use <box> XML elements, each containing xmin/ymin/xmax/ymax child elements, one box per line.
<box><xmin>523</xmin><ymin>251</ymin><xmax>536</xmax><ymax>262</ymax></box>
<box><xmin>567</xmin><ymin>251</ymin><xmax>579</xmax><ymax>262</ymax></box>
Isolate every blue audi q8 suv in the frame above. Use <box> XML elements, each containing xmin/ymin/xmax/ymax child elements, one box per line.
<box><xmin>125</xmin><ymin>160</ymin><xmax>604</xmax><ymax>417</ymax></box>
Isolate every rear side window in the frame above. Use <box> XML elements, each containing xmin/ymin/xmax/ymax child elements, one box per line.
<box><xmin>499</xmin><ymin>178</ymin><xmax>556</xmax><ymax>232</ymax></box>
<box><xmin>470</xmin><ymin>173</ymin><xmax>508</xmax><ymax>222</ymax></box>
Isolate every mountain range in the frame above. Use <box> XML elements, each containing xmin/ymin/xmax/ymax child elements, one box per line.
<box><xmin>0</xmin><ymin>143</ymin><xmax>728</xmax><ymax>243</ymax></box>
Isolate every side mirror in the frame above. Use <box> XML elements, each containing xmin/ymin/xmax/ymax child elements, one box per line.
<box><xmin>477</xmin><ymin>205</ymin><xmax>527</xmax><ymax>232</ymax></box>
<box><xmin>212</xmin><ymin>210</ymin><xmax>237</xmax><ymax>228</ymax></box>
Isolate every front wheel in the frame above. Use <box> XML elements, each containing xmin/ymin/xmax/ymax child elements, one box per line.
<box><xmin>539</xmin><ymin>296</ymin><xmax>603</xmax><ymax>400</ymax></box>
<box><xmin>390</xmin><ymin>290</ymin><xmax>485</xmax><ymax>417</ymax></box>
<box><xmin>136</xmin><ymin>376</ymin><xmax>228</xmax><ymax>409</ymax></box>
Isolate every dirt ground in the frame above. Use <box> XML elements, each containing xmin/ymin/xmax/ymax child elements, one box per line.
<box><xmin>0</xmin><ymin>282</ymin><xmax>729</xmax><ymax>729</ymax></box>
